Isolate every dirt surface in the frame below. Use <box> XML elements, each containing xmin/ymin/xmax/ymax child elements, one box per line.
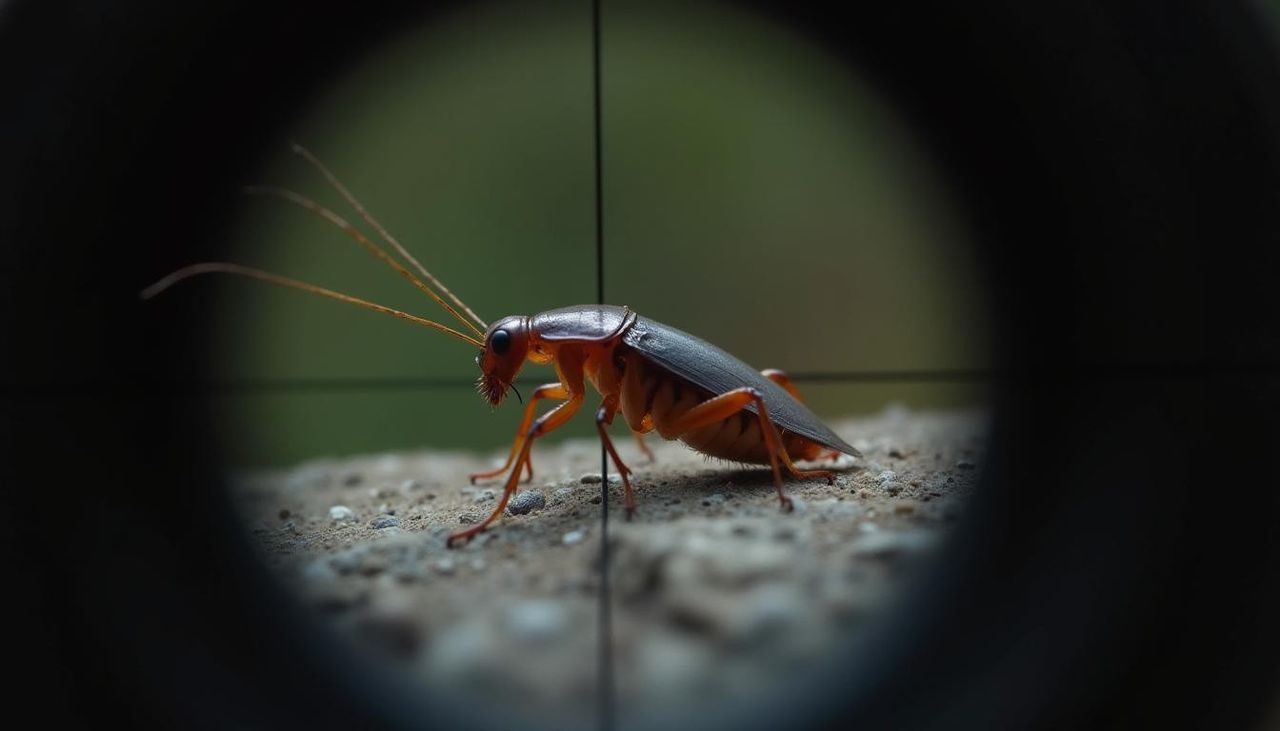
<box><xmin>235</xmin><ymin>405</ymin><xmax>987</xmax><ymax>729</ymax></box>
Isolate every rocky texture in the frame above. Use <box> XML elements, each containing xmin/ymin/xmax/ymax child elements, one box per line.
<box><xmin>234</xmin><ymin>406</ymin><xmax>986</xmax><ymax>729</ymax></box>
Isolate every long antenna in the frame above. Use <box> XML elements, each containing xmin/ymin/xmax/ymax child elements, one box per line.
<box><xmin>244</xmin><ymin>185</ymin><xmax>485</xmax><ymax>339</ymax></box>
<box><xmin>140</xmin><ymin>262</ymin><xmax>484</xmax><ymax>348</ymax></box>
<box><xmin>289</xmin><ymin>143</ymin><xmax>489</xmax><ymax>332</ymax></box>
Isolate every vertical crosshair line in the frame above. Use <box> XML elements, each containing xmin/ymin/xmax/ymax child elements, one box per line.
<box><xmin>591</xmin><ymin>1</ymin><xmax>616</xmax><ymax>731</ymax></box>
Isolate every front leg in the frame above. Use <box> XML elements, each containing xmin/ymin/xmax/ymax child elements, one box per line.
<box><xmin>469</xmin><ymin>382</ymin><xmax>568</xmax><ymax>484</ymax></box>
<box><xmin>448</xmin><ymin>349</ymin><xmax>587</xmax><ymax>548</ymax></box>
<box><xmin>447</xmin><ymin>392</ymin><xmax>583</xmax><ymax>547</ymax></box>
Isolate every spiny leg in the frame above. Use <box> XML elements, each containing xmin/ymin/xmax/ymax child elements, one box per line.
<box><xmin>596</xmin><ymin>395</ymin><xmax>639</xmax><ymax>518</ymax></box>
<box><xmin>661</xmin><ymin>387</ymin><xmax>794</xmax><ymax>511</ymax></box>
<box><xmin>763</xmin><ymin>368</ymin><xmax>842</xmax><ymax>463</ymax></box>
<box><xmin>448</xmin><ymin>392</ymin><xmax>584</xmax><ymax>548</ymax></box>
<box><xmin>469</xmin><ymin>383</ymin><xmax>567</xmax><ymax>484</ymax></box>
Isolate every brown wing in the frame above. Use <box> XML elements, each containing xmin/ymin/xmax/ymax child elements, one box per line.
<box><xmin>622</xmin><ymin>315</ymin><xmax>861</xmax><ymax>457</ymax></box>
<box><xmin>530</xmin><ymin>305</ymin><xmax>638</xmax><ymax>342</ymax></box>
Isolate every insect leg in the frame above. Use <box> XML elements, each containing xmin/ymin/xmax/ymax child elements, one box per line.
<box><xmin>660</xmin><ymin>387</ymin><xmax>794</xmax><ymax>511</ymax></box>
<box><xmin>763</xmin><ymin>368</ymin><xmax>842</xmax><ymax>463</ymax></box>
<box><xmin>631</xmin><ymin>430</ymin><xmax>655</xmax><ymax>463</ymax></box>
<box><xmin>620</xmin><ymin>351</ymin><xmax>657</xmax><ymax>463</ymax></box>
<box><xmin>595</xmin><ymin>395</ymin><xmax>639</xmax><ymax>518</ymax></box>
<box><xmin>774</xmin><ymin>443</ymin><xmax>837</xmax><ymax>484</ymax></box>
<box><xmin>761</xmin><ymin>368</ymin><xmax>805</xmax><ymax>402</ymax></box>
<box><xmin>447</xmin><ymin>392</ymin><xmax>584</xmax><ymax>548</ymax></box>
<box><xmin>469</xmin><ymin>383</ymin><xmax>568</xmax><ymax>484</ymax></box>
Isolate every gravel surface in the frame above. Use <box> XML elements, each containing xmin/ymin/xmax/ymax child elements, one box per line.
<box><xmin>235</xmin><ymin>405</ymin><xmax>986</xmax><ymax>729</ymax></box>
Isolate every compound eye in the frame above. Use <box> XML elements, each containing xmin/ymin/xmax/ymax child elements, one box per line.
<box><xmin>490</xmin><ymin>329</ymin><xmax>511</xmax><ymax>355</ymax></box>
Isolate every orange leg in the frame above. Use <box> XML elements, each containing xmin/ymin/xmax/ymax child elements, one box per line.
<box><xmin>448</xmin><ymin>391</ymin><xmax>584</xmax><ymax>547</ymax></box>
<box><xmin>763</xmin><ymin>368</ymin><xmax>842</xmax><ymax>463</ymax></box>
<box><xmin>776</xmin><ymin>441</ymin><xmax>837</xmax><ymax>484</ymax></box>
<box><xmin>468</xmin><ymin>383</ymin><xmax>567</xmax><ymax>484</ymax></box>
<box><xmin>661</xmin><ymin>387</ymin><xmax>796</xmax><ymax>511</ymax></box>
<box><xmin>761</xmin><ymin>368</ymin><xmax>804</xmax><ymax>402</ymax></box>
<box><xmin>631</xmin><ymin>429</ymin><xmax>655</xmax><ymax>462</ymax></box>
<box><xmin>596</xmin><ymin>395</ymin><xmax>639</xmax><ymax>517</ymax></box>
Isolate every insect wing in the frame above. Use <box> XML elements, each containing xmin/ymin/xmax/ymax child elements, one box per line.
<box><xmin>623</xmin><ymin>316</ymin><xmax>861</xmax><ymax>457</ymax></box>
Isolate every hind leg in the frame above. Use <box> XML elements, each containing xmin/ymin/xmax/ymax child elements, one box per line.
<box><xmin>762</xmin><ymin>368</ymin><xmax>842</xmax><ymax>462</ymax></box>
<box><xmin>657</xmin><ymin>387</ymin><xmax>797</xmax><ymax>511</ymax></box>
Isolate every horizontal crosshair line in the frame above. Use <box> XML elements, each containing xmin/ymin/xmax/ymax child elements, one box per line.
<box><xmin>5</xmin><ymin>363</ymin><xmax>1279</xmax><ymax>396</ymax></box>
<box><xmin>191</xmin><ymin>368</ymin><xmax>1000</xmax><ymax>392</ymax></box>
<box><xmin>0</xmin><ymin>368</ymin><xmax>998</xmax><ymax>395</ymax></box>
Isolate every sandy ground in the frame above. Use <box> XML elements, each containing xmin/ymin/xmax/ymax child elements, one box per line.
<box><xmin>235</xmin><ymin>405</ymin><xmax>986</xmax><ymax>729</ymax></box>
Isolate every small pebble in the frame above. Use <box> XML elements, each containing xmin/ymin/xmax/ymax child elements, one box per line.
<box><xmin>328</xmin><ymin>505</ymin><xmax>356</xmax><ymax>523</ymax></box>
<box><xmin>702</xmin><ymin>493</ymin><xmax>726</xmax><ymax>507</ymax></box>
<box><xmin>473</xmin><ymin>489</ymin><xmax>496</xmax><ymax>503</ymax></box>
<box><xmin>278</xmin><ymin>508</ymin><xmax>291</xmax><ymax>520</ymax></box>
<box><xmin>342</xmin><ymin>473</ymin><xmax>363</xmax><ymax>487</ymax></box>
<box><xmin>563</xmin><ymin>529</ymin><xmax>586</xmax><ymax>546</ymax></box>
<box><xmin>888</xmin><ymin>448</ymin><xmax>905</xmax><ymax>459</ymax></box>
<box><xmin>580</xmin><ymin>473</ymin><xmax>603</xmax><ymax>484</ymax></box>
<box><xmin>371</xmin><ymin>515</ymin><xmax>400</xmax><ymax>529</ymax></box>
<box><xmin>876</xmin><ymin>470</ymin><xmax>897</xmax><ymax>485</ymax></box>
<box><xmin>434</xmin><ymin>557</ymin><xmax>457</xmax><ymax>576</ymax></box>
<box><xmin>506</xmin><ymin>490</ymin><xmax>546</xmax><ymax>516</ymax></box>
<box><xmin>458</xmin><ymin>513</ymin><xmax>478</xmax><ymax>525</ymax></box>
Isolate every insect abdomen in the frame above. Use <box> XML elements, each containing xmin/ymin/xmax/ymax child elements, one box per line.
<box><xmin>618</xmin><ymin>349</ymin><xmax>824</xmax><ymax>465</ymax></box>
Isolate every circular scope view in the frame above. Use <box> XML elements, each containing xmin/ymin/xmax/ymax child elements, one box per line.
<box><xmin>168</xmin><ymin>1</ymin><xmax>995</xmax><ymax>728</ymax></box>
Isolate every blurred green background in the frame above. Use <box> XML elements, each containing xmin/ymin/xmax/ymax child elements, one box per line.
<box><xmin>207</xmin><ymin>0</ymin><xmax>990</xmax><ymax>467</ymax></box>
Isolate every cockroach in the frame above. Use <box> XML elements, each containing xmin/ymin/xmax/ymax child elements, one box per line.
<box><xmin>143</xmin><ymin>145</ymin><xmax>861</xmax><ymax>548</ymax></box>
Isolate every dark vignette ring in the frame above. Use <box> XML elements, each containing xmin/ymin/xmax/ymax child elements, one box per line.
<box><xmin>3</xmin><ymin>1</ymin><xmax>1280</xmax><ymax>730</ymax></box>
